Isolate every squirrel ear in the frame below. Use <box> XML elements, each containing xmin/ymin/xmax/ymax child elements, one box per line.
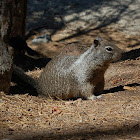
<box><xmin>93</xmin><ymin>36</ymin><xmax>102</xmax><ymax>47</ymax></box>
<box><xmin>93</xmin><ymin>39</ymin><xmax>99</xmax><ymax>47</ymax></box>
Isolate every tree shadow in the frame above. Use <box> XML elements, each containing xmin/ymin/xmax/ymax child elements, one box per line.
<box><xmin>121</xmin><ymin>48</ymin><xmax>140</xmax><ymax>60</ymax></box>
<box><xmin>104</xmin><ymin>83</ymin><xmax>140</xmax><ymax>94</ymax></box>
<box><xmin>26</xmin><ymin>0</ymin><xmax>136</xmax><ymax>42</ymax></box>
<box><xmin>128</xmin><ymin>41</ymin><xmax>140</xmax><ymax>48</ymax></box>
<box><xmin>13</xmin><ymin>54</ymin><xmax>51</xmax><ymax>71</ymax></box>
<box><xmin>10</xmin><ymin>82</ymin><xmax>37</xmax><ymax>96</ymax></box>
<box><xmin>14</xmin><ymin>121</ymin><xmax>140</xmax><ymax>140</ymax></box>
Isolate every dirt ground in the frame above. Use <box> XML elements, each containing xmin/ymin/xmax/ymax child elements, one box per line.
<box><xmin>0</xmin><ymin>26</ymin><xmax>140</xmax><ymax>140</ymax></box>
<box><xmin>1</xmin><ymin>0</ymin><xmax>140</xmax><ymax>139</ymax></box>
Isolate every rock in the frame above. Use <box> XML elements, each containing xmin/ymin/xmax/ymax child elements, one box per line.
<box><xmin>31</xmin><ymin>34</ymin><xmax>51</xmax><ymax>44</ymax></box>
<box><xmin>0</xmin><ymin>99</ymin><xmax>2</xmax><ymax>103</ymax></box>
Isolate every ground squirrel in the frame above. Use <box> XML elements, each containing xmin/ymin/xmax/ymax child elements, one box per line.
<box><xmin>13</xmin><ymin>36</ymin><xmax>123</xmax><ymax>100</ymax></box>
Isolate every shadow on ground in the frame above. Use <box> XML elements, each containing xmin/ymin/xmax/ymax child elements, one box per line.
<box><xmin>121</xmin><ymin>48</ymin><xmax>140</xmax><ymax>60</ymax></box>
<box><xmin>27</xmin><ymin>0</ymin><xmax>137</xmax><ymax>39</ymax></box>
<box><xmin>15</xmin><ymin>122</ymin><xmax>140</xmax><ymax>140</ymax></box>
<box><xmin>14</xmin><ymin>54</ymin><xmax>51</xmax><ymax>71</ymax></box>
<box><xmin>104</xmin><ymin>83</ymin><xmax>140</xmax><ymax>94</ymax></box>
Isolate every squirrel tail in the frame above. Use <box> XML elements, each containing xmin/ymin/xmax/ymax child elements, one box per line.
<box><xmin>13</xmin><ymin>65</ymin><xmax>37</xmax><ymax>89</ymax></box>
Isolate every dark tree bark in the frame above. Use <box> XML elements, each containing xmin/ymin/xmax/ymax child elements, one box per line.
<box><xmin>0</xmin><ymin>0</ymin><xmax>27</xmax><ymax>93</ymax></box>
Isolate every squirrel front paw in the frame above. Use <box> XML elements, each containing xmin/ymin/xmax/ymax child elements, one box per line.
<box><xmin>87</xmin><ymin>95</ymin><xmax>103</xmax><ymax>100</ymax></box>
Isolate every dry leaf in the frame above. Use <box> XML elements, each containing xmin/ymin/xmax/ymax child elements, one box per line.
<box><xmin>112</xmin><ymin>78</ymin><xmax>121</xmax><ymax>84</ymax></box>
<box><xmin>123</xmin><ymin>86</ymin><xmax>136</xmax><ymax>91</ymax></box>
<box><xmin>52</xmin><ymin>106</ymin><xmax>62</xmax><ymax>114</ymax></box>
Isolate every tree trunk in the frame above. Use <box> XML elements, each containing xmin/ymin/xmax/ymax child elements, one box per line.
<box><xmin>0</xmin><ymin>0</ymin><xmax>27</xmax><ymax>93</ymax></box>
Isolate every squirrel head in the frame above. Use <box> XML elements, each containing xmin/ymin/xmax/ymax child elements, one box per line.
<box><xmin>92</xmin><ymin>36</ymin><xmax>123</xmax><ymax>63</ymax></box>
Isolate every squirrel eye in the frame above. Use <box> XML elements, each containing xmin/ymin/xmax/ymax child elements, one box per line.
<box><xmin>105</xmin><ymin>46</ymin><xmax>113</xmax><ymax>52</ymax></box>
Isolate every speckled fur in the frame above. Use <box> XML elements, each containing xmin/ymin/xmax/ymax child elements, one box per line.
<box><xmin>37</xmin><ymin>39</ymin><xmax>123</xmax><ymax>99</ymax></box>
